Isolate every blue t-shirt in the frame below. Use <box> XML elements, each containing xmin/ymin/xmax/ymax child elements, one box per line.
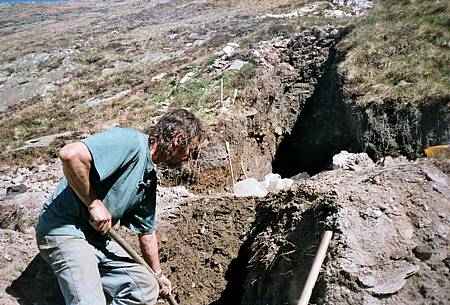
<box><xmin>36</xmin><ymin>128</ymin><xmax>157</xmax><ymax>239</ymax></box>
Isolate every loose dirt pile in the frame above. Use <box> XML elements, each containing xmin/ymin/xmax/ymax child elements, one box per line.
<box><xmin>241</xmin><ymin>159</ymin><xmax>450</xmax><ymax>305</ymax></box>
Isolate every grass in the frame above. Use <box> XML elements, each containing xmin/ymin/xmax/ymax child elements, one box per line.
<box><xmin>0</xmin><ymin>0</ymin><xmax>358</xmax><ymax>167</ymax></box>
<box><xmin>74</xmin><ymin>50</ymin><xmax>104</xmax><ymax>65</ymax></box>
<box><xmin>37</xmin><ymin>56</ymin><xmax>63</xmax><ymax>72</ymax></box>
<box><xmin>338</xmin><ymin>0</ymin><xmax>450</xmax><ymax>106</ymax></box>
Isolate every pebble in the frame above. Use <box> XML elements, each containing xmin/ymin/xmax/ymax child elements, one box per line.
<box><xmin>413</xmin><ymin>245</ymin><xmax>433</xmax><ymax>261</ymax></box>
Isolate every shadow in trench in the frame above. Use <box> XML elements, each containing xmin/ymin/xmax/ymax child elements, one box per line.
<box><xmin>6</xmin><ymin>255</ymin><xmax>64</xmax><ymax>305</ymax></box>
<box><xmin>272</xmin><ymin>48</ymin><xmax>359</xmax><ymax>177</ymax></box>
<box><xmin>209</xmin><ymin>237</ymin><xmax>254</xmax><ymax>305</ymax></box>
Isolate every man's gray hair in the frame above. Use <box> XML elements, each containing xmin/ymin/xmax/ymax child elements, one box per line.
<box><xmin>147</xmin><ymin>109</ymin><xmax>204</xmax><ymax>161</ymax></box>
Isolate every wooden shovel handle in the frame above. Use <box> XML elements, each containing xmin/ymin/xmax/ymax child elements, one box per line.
<box><xmin>108</xmin><ymin>229</ymin><xmax>179</xmax><ymax>305</ymax></box>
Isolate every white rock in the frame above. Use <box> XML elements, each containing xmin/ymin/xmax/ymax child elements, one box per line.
<box><xmin>261</xmin><ymin>173</ymin><xmax>281</xmax><ymax>191</ymax></box>
<box><xmin>180</xmin><ymin>72</ymin><xmax>194</xmax><ymax>84</ymax></box>
<box><xmin>228</xmin><ymin>59</ymin><xmax>247</xmax><ymax>71</ymax></box>
<box><xmin>261</xmin><ymin>173</ymin><xmax>294</xmax><ymax>193</ymax></box>
<box><xmin>380</xmin><ymin>156</ymin><xmax>411</xmax><ymax>167</ymax></box>
<box><xmin>227</xmin><ymin>42</ymin><xmax>239</xmax><ymax>48</ymax></box>
<box><xmin>222</xmin><ymin>46</ymin><xmax>235</xmax><ymax>57</ymax></box>
<box><xmin>234</xmin><ymin>178</ymin><xmax>268</xmax><ymax>197</ymax></box>
<box><xmin>151</xmin><ymin>72</ymin><xmax>167</xmax><ymax>82</ymax></box>
<box><xmin>332</xmin><ymin>151</ymin><xmax>374</xmax><ymax>171</ymax></box>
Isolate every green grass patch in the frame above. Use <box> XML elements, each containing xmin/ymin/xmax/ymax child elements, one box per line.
<box><xmin>75</xmin><ymin>50</ymin><xmax>103</xmax><ymax>65</ymax></box>
<box><xmin>37</xmin><ymin>56</ymin><xmax>63</xmax><ymax>71</ymax></box>
<box><xmin>339</xmin><ymin>0</ymin><xmax>450</xmax><ymax>106</ymax></box>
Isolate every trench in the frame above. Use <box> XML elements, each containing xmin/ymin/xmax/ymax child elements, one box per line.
<box><xmin>272</xmin><ymin>48</ymin><xmax>359</xmax><ymax>177</ymax></box>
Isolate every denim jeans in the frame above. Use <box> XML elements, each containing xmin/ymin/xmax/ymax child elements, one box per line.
<box><xmin>36</xmin><ymin>234</ymin><xmax>159</xmax><ymax>305</ymax></box>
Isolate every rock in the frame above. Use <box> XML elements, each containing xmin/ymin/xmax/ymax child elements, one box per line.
<box><xmin>290</xmin><ymin>172</ymin><xmax>310</xmax><ymax>180</ymax></box>
<box><xmin>261</xmin><ymin>173</ymin><xmax>294</xmax><ymax>193</ymax></box>
<box><xmin>227</xmin><ymin>42</ymin><xmax>239</xmax><ymax>48</ymax></box>
<box><xmin>187</xmin><ymin>32</ymin><xmax>212</xmax><ymax>47</ymax></box>
<box><xmin>234</xmin><ymin>178</ymin><xmax>268</xmax><ymax>197</ymax></box>
<box><xmin>332</xmin><ymin>151</ymin><xmax>374</xmax><ymax>171</ymax></box>
<box><xmin>244</xmin><ymin>108</ymin><xmax>258</xmax><ymax>117</ymax></box>
<box><xmin>13</xmin><ymin>131</ymin><xmax>73</xmax><ymax>150</ymax></box>
<box><xmin>324</xmin><ymin>9</ymin><xmax>351</xmax><ymax>18</ymax></box>
<box><xmin>228</xmin><ymin>59</ymin><xmax>247</xmax><ymax>71</ymax></box>
<box><xmin>222</xmin><ymin>46</ymin><xmax>235</xmax><ymax>57</ymax></box>
<box><xmin>380</xmin><ymin>155</ymin><xmax>411</xmax><ymax>167</ymax></box>
<box><xmin>422</xmin><ymin>165</ymin><xmax>449</xmax><ymax>196</ymax></box>
<box><xmin>101</xmin><ymin>61</ymin><xmax>131</xmax><ymax>77</ymax></box>
<box><xmin>413</xmin><ymin>245</ymin><xmax>433</xmax><ymax>261</ymax></box>
<box><xmin>39</xmin><ymin>83</ymin><xmax>58</xmax><ymax>97</ymax></box>
<box><xmin>359</xmin><ymin>264</ymin><xmax>419</xmax><ymax>295</ymax></box>
<box><xmin>333</xmin><ymin>0</ymin><xmax>373</xmax><ymax>14</ymax></box>
<box><xmin>151</xmin><ymin>72</ymin><xmax>167</xmax><ymax>82</ymax></box>
<box><xmin>6</xmin><ymin>184</ymin><xmax>28</xmax><ymax>196</ymax></box>
<box><xmin>83</xmin><ymin>89</ymin><xmax>132</xmax><ymax>108</ymax></box>
<box><xmin>180</xmin><ymin>72</ymin><xmax>194</xmax><ymax>84</ymax></box>
<box><xmin>443</xmin><ymin>257</ymin><xmax>450</xmax><ymax>269</ymax></box>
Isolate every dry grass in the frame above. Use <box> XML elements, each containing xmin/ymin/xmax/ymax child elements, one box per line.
<box><xmin>338</xmin><ymin>0</ymin><xmax>450</xmax><ymax>106</ymax></box>
<box><xmin>0</xmin><ymin>0</ymin><xmax>351</xmax><ymax>167</ymax></box>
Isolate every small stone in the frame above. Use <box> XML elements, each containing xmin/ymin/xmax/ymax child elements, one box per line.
<box><xmin>222</xmin><ymin>46</ymin><xmax>235</xmax><ymax>57</ymax></box>
<box><xmin>151</xmin><ymin>72</ymin><xmax>167</xmax><ymax>82</ymax></box>
<box><xmin>6</xmin><ymin>184</ymin><xmax>28</xmax><ymax>195</ymax></box>
<box><xmin>291</xmin><ymin>171</ymin><xmax>310</xmax><ymax>181</ymax></box>
<box><xmin>413</xmin><ymin>245</ymin><xmax>433</xmax><ymax>261</ymax></box>
<box><xmin>227</xmin><ymin>42</ymin><xmax>239</xmax><ymax>48</ymax></box>
<box><xmin>180</xmin><ymin>72</ymin><xmax>194</xmax><ymax>84</ymax></box>
<box><xmin>12</xmin><ymin>175</ymin><xmax>25</xmax><ymax>184</ymax></box>
<box><xmin>443</xmin><ymin>257</ymin><xmax>450</xmax><ymax>269</ymax></box>
<box><xmin>227</xmin><ymin>59</ymin><xmax>247</xmax><ymax>71</ymax></box>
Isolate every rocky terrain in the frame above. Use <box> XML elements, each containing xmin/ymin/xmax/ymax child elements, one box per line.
<box><xmin>0</xmin><ymin>0</ymin><xmax>449</xmax><ymax>305</ymax></box>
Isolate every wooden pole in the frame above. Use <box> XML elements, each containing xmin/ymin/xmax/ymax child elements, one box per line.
<box><xmin>225</xmin><ymin>141</ymin><xmax>235</xmax><ymax>186</ymax></box>
<box><xmin>108</xmin><ymin>229</ymin><xmax>179</xmax><ymax>305</ymax></box>
<box><xmin>297</xmin><ymin>231</ymin><xmax>333</xmax><ymax>305</ymax></box>
<box><xmin>220</xmin><ymin>78</ymin><xmax>224</xmax><ymax>105</ymax></box>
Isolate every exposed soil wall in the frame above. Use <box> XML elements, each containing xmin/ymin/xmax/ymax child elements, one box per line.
<box><xmin>190</xmin><ymin>25</ymin><xmax>449</xmax><ymax>186</ymax></box>
<box><xmin>189</xmin><ymin>26</ymin><xmax>353</xmax><ymax>189</ymax></box>
<box><xmin>347</xmin><ymin>97</ymin><xmax>450</xmax><ymax>161</ymax></box>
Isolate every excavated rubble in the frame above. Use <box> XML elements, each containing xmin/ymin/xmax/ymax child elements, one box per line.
<box><xmin>240</xmin><ymin>159</ymin><xmax>450</xmax><ymax>305</ymax></box>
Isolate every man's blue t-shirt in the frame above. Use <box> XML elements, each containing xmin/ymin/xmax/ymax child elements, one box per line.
<box><xmin>36</xmin><ymin>128</ymin><xmax>157</xmax><ymax>239</ymax></box>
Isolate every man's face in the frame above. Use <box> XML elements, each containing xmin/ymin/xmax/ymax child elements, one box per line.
<box><xmin>165</xmin><ymin>135</ymin><xmax>199</xmax><ymax>168</ymax></box>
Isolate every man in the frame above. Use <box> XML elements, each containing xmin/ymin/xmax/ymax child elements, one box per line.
<box><xmin>36</xmin><ymin>109</ymin><xmax>203</xmax><ymax>305</ymax></box>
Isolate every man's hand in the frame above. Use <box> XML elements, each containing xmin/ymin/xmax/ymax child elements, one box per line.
<box><xmin>88</xmin><ymin>199</ymin><xmax>112</xmax><ymax>233</ymax></box>
<box><xmin>158</xmin><ymin>274</ymin><xmax>172</xmax><ymax>296</ymax></box>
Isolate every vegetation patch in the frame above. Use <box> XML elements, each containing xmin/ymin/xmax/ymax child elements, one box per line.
<box><xmin>338</xmin><ymin>0</ymin><xmax>450</xmax><ymax>106</ymax></box>
<box><xmin>37</xmin><ymin>56</ymin><xmax>63</xmax><ymax>72</ymax></box>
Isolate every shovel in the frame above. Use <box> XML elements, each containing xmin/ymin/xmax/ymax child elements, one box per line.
<box><xmin>108</xmin><ymin>229</ymin><xmax>179</xmax><ymax>305</ymax></box>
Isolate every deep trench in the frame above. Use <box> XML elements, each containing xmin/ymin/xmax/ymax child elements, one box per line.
<box><xmin>272</xmin><ymin>48</ymin><xmax>359</xmax><ymax>177</ymax></box>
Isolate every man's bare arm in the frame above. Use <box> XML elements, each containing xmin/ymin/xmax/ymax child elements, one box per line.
<box><xmin>59</xmin><ymin>142</ymin><xmax>112</xmax><ymax>232</ymax></box>
<box><xmin>139</xmin><ymin>232</ymin><xmax>172</xmax><ymax>295</ymax></box>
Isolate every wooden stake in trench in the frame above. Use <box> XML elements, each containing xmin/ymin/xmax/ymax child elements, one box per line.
<box><xmin>220</xmin><ymin>78</ymin><xmax>224</xmax><ymax>105</ymax></box>
<box><xmin>225</xmin><ymin>141</ymin><xmax>235</xmax><ymax>187</ymax></box>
